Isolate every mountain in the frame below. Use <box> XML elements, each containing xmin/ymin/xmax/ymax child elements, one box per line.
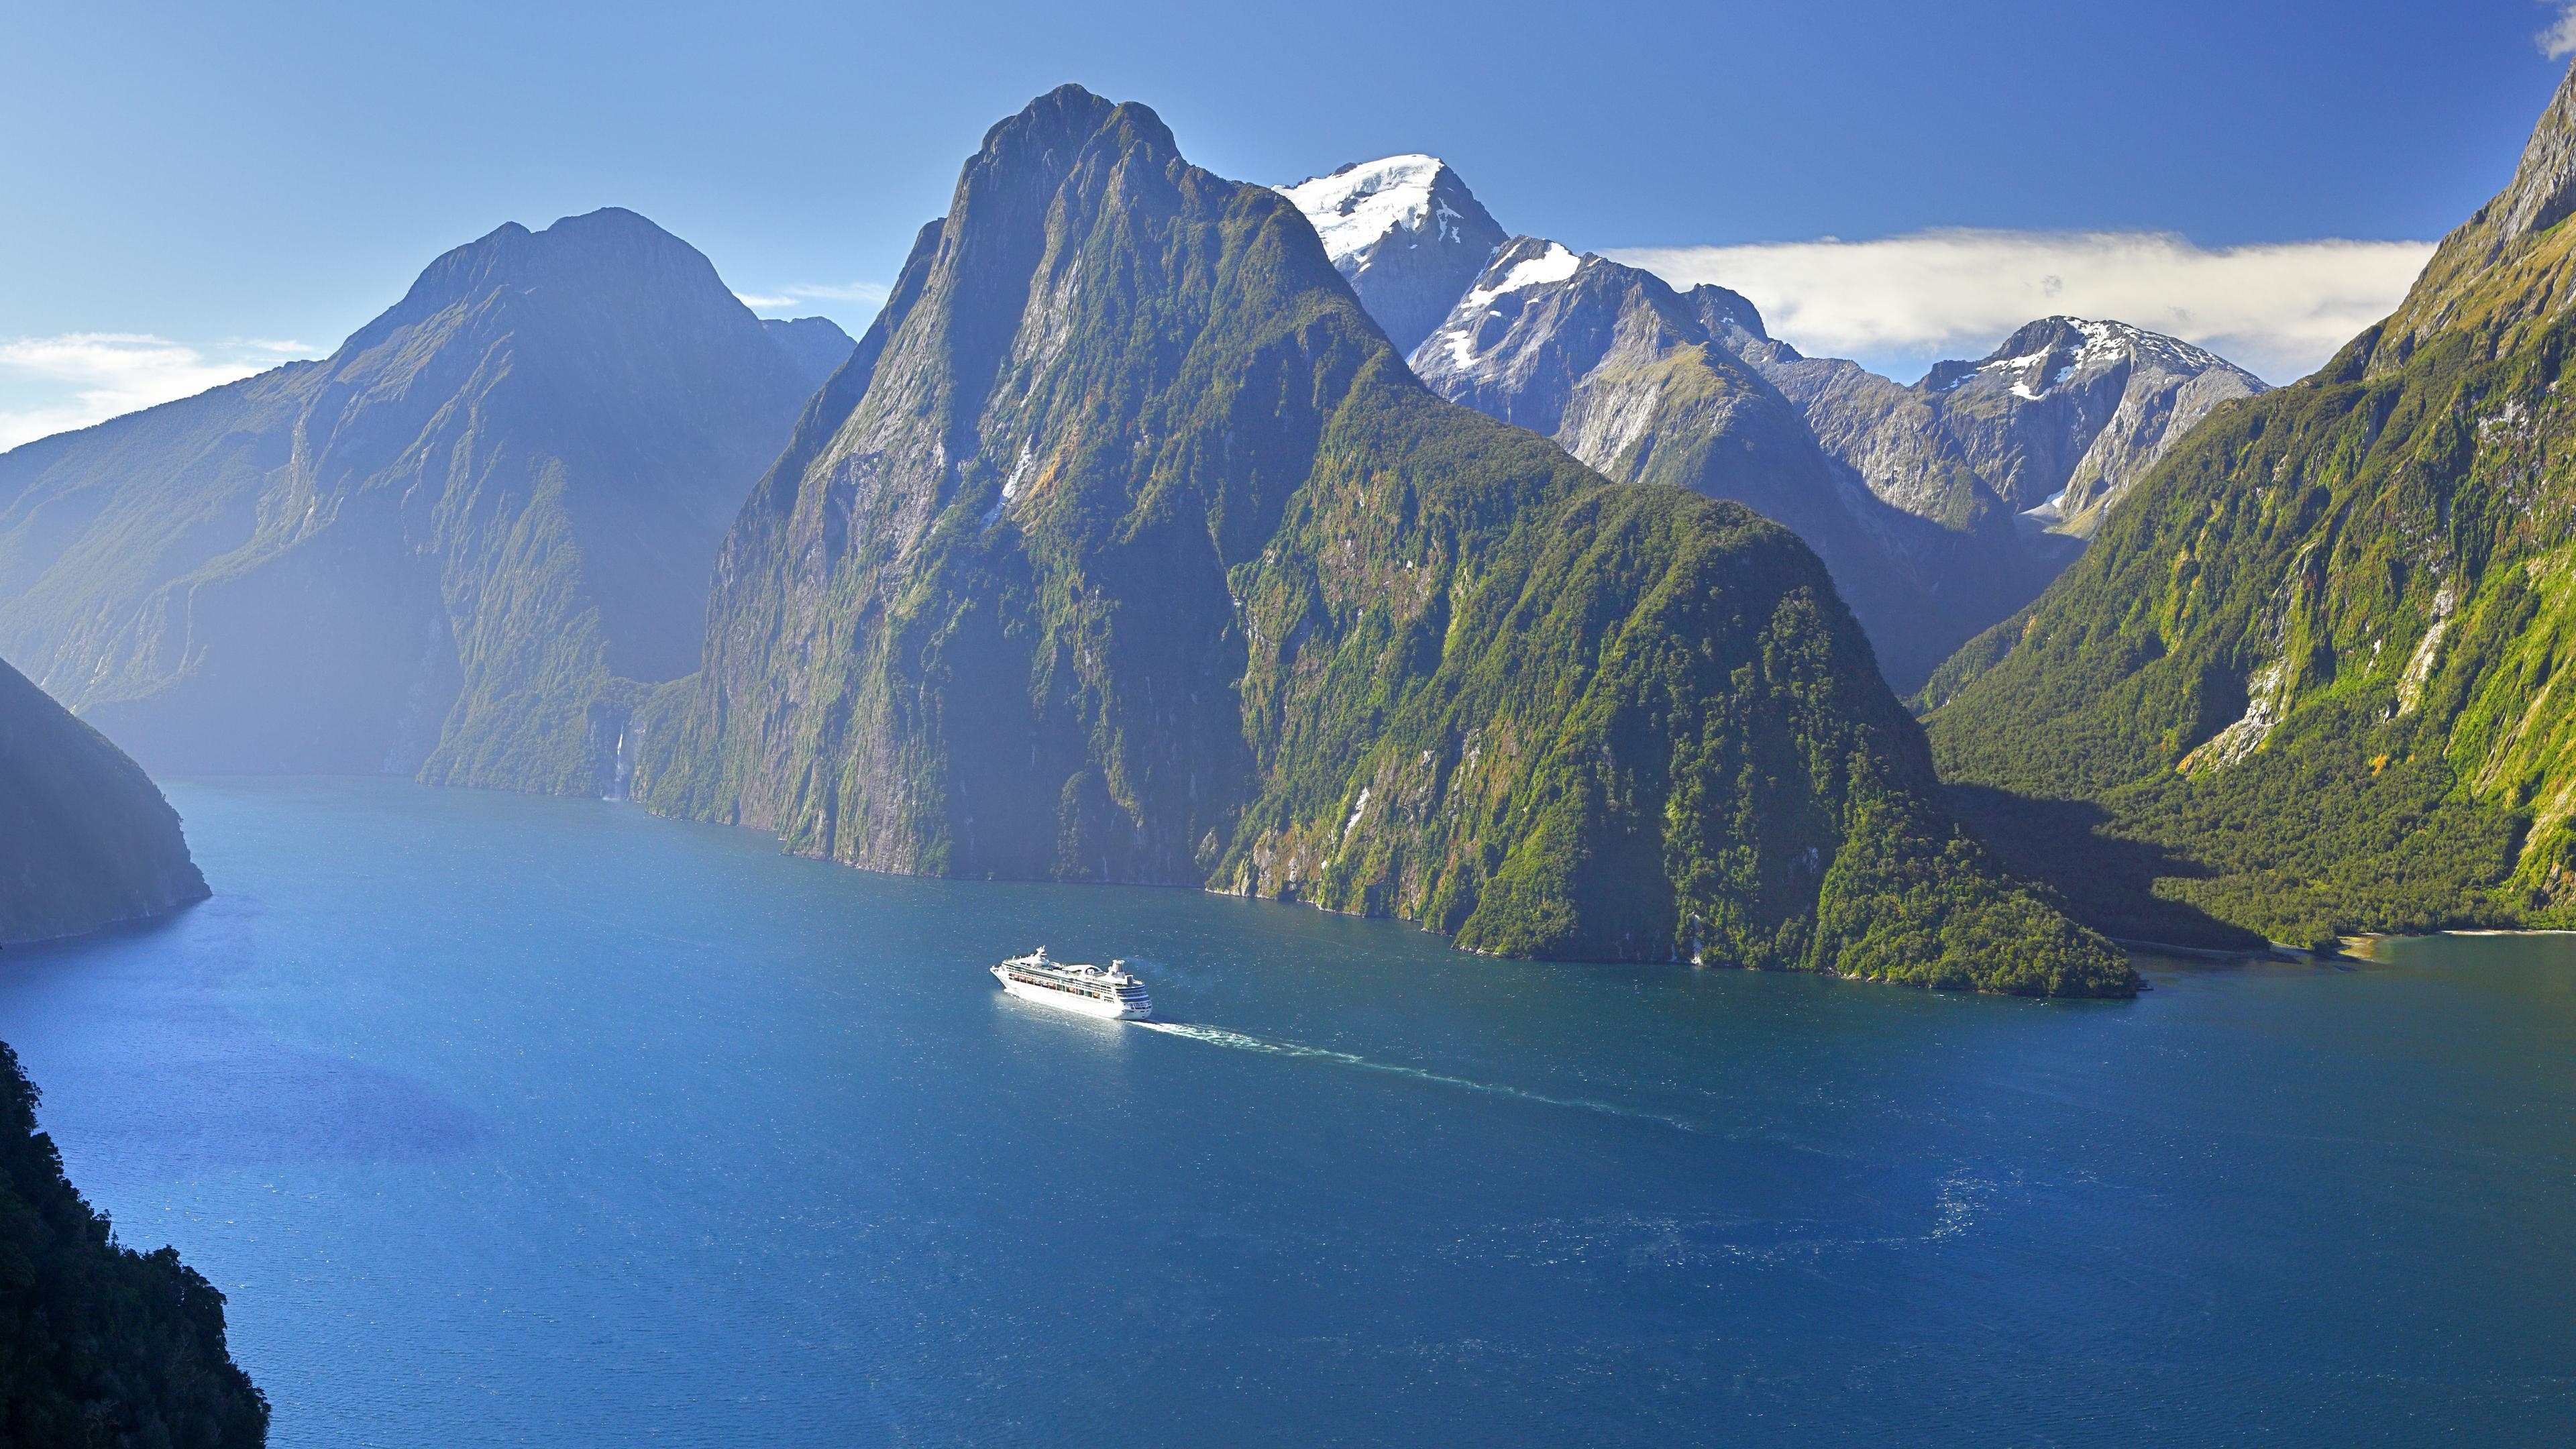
<box><xmin>0</xmin><ymin>1040</ymin><xmax>268</xmax><ymax>1446</ymax></box>
<box><xmin>1410</xmin><ymin>237</ymin><xmax>2055</xmax><ymax>689</ymax></box>
<box><xmin>0</xmin><ymin>209</ymin><xmax>843</xmax><ymax>794</ymax></box>
<box><xmin>634</xmin><ymin>85</ymin><xmax>2127</xmax><ymax>996</ymax></box>
<box><xmin>761</xmin><ymin>315</ymin><xmax>858</xmax><ymax>378</ymax></box>
<box><xmin>1277</xmin><ymin>156</ymin><xmax>1507</xmax><ymax>356</ymax></box>
<box><xmin>1921</xmin><ymin>60</ymin><xmax>2576</xmax><ymax>950</ymax></box>
<box><xmin>1403</xmin><ymin>225</ymin><xmax>2263</xmax><ymax>692</ymax></box>
<box><xmin>1743</xmin><ymin>316</ymin><xmax>2267</xmax><ymax>539</ymax></box>
<box><xmin>0</xmin><ymin>653</ymin><xmax>206</xmax><ymax>944</ymax></box>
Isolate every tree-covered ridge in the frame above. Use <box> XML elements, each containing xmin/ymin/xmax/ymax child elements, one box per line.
<box><xmin>1924</xmin><ymin>60</ymin><xmax>2576</xmax><ymax>949</ymax></box>
<box><xmin>0</xmin><ymin>653</ymin><xmax>206</xmax><ymax>945</ymax></box>
<box><xmin>1225</xmin><ymin>479</ymin><xmax>2123</xmax><ymax>992</ymax></box>
<box><xmin>0</xmin><ymin>1042</ymin><xmax>267</xmax><ymax>1447</ymax></box>
<box><xmin>637</xmin><ymin>85</ymin><xmax>2129</xmax><ymax>996</ymax></box>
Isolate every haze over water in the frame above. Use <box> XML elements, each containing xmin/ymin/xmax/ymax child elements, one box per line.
<box><xmin>2</xmin><ymin>780</ymin><xmax>2568</xmax><ymax>1446</ymax></box>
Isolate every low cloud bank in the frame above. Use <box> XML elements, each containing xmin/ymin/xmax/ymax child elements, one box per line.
<box><xmin>733</xmin><ymin>280</ymin><xmax>890</xmax><ymax>311</ymax></box>
<box><xmin>0</xmin><ymin>334</ymin><xmax>309</xmax><ymax>452</ymax></box>
<box><xmin>1605</xmin><ymin>229</ymin><xmax>2435</xmax><ymax>384</ymax></box>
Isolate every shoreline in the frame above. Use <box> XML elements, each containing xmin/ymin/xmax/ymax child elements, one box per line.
<box><xmin>2339</xmin><ymin>928</ymin><xmax>2576</xmax><ymax>961</ymax></box>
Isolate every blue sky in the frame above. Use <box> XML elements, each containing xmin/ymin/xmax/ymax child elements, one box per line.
<box><xmin>3</xmin><ymin>0</ymin><xmax>2572</xmax><ymax>443</ymax></box>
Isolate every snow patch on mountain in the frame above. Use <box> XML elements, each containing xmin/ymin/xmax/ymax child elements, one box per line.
<box><xmin>1467</xmin><ymin>241</ymin><xmax>1582</xmax><ymax>305</ymax></box>
<box><xmin>1424</xmin><ymin>239</ymin><xmax>1589</xmax><ymax>370</ymax></box>
<box><xmin>1279</xmin><ymin>155</ymin><xmax>1456</xmax><ymax>267</ymax></box>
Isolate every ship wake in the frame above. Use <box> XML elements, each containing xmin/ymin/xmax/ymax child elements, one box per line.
<box><xmin>1132</xmin><ymin>1021</ymin><xmax>1699</xmax><ymax>1132</ymax></box>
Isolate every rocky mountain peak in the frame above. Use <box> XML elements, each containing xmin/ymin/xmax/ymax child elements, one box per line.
<box><xmin>1277</xmin><ymin>154</ymin><xmax>1507</xmax><ymax>354</ymax></box>
<box><xmin>353</xmin><ymin>206</ymin><xmax>749</xmax><ymax>362</ymax></box>
<box><xmin>1277</xmin><ymin>156</ymin><xmax>1493</xmax><ymax>266</ymax></box>
<box><xmin>1925</xmin><ymin>317</ymin><xmax>2259</xmax><ymax>403</ymax></box>
<box><xmin>974</xmin><ymin>84</ymin><xmax>1154</xmax><ymax>167</ymax></box>
<box><xmin>2374</xmin><ymin>60</ymin><xmax>2576</xmax><ymax>372</ymax></box>
<box><xmin>939</xmin><ymin>87</ymin><xmax>1180</xmax><ymax>265</ymax></box>
<box><xmin>2487</xmin><ymin>60</ymin><xmax>2576</xmax><ymax>243</ymax></box>
<box><xmin>1411</xmin><ymin>231</ymin><xmax>1587</xmax><ymax>378</ymax></box>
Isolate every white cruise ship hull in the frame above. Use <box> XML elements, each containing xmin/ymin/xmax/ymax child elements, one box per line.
<box><xmin>992</xmin><ymin>967</ymin><xmax>1152</xmax><ymax>1020</ymax></box>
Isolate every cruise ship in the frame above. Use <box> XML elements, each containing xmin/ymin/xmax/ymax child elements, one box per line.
<box><xmin>989</xmin><ymin>949</ymin><xmax>1153</xmax><ymax>1020</ymax></box>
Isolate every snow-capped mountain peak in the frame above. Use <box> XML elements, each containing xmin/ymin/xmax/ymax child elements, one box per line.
<box><xmin>1277</xmin><ymin>154</ymin><xmax>1508</xmax><ymax>356</ymax></box>
<box><xmin>1931</xmin><ymin>316</ymin><xmax>2258</xmax><ymax>402</ymax></box>
<box><xmin>1279</xmin><ymin>154</ymin><xmax>1457</xmax><ymax>266</ymax></box>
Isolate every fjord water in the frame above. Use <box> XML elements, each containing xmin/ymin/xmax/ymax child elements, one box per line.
<box><xmin>3</xmin><ymin>782</ymin><xmax>2569</xmax><ymax>1446</ymax></box>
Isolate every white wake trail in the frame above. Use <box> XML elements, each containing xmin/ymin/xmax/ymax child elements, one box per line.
<box><xmin>1132</xmin><ymin>1020</ymin><xmax>1699</xmax><ymax>1132</ymax></box>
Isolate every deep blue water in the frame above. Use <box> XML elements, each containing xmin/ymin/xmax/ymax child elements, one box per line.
<box><xmin>3</xmin><ymin>778</ymin><xmax>2571</xmax><ymax>1446</ymax></box>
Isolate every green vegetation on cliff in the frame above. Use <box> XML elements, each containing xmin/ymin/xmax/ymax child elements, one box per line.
<box><xmin>1925</xmin><ymin>62</ymin><xmax>2576</xmax><ymax>949</ymax></box>
<box><xmin>639</xmin><ymin>86</ymin><xmax>2128</xmax><ymax>996</ymax></box>
<box><xmin>1225</xmin><ymin>477</ymin><xmax>2118</xmax><ymax>991</ymax></box>
<box><xmin>0</xmin><ymin>1042</ymin><xmax>266</xmax><ymax>1446</ymax></box>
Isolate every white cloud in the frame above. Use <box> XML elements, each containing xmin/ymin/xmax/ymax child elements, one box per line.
<box><xmin>1604</xmin><ymin>229</ymin><xmax>2435</xmax><ymax>384</ymax></box>
<box><xmin>0</xmin><ymin>333</ymin><xmax>301</xmax><ymax>452</ymax></box>
<box><xmin>2542</xmin><ymin>1</ymin><xmax>2576</xmax><ymax>60</ymax></box>
<box><xmin>734</xmin><ymin>281</ymin><xmax>890</xmax><ymax>313</ymax></box>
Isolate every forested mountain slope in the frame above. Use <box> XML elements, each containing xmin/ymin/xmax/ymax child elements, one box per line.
<box><xmin>0</xmin><ymin>653</ymin><xmax>205</xmax><ymax>945</ymax></box>
<box><xmin>635</xmin><ymin>86</ymin><xmax>2127</xmax><ymax>995</ymax></box>
<box><xmin>1926</xmin><ymin>60</ymin><xmax>2576</xmax><ymax>949</ymax></box>
<box><xmin>0</xmin><ymin>211</ymin><xmax>847</xmax><ymax>794</ymax></box>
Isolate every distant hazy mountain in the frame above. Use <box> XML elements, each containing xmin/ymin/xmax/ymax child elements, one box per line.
<box><xmin>0</xmin><ymin>209</ymin><xmax>846</xmax><ymax>793</ymax></box>
<box><xmin>634</xmin><ymin>85</ymin><xmax>2127</xmax><ymax>995</ymax></box>
<box><xmin>1737</xmin><ymin>315</ymin><xmax>2266</xmax><ymax>537</ymax></box>
<box><xmin>1406</xmin><ymin>219</ymin><xmax>2263</xmax><ymax>689</ymax></box>
<box><xmin>0</xmin><ymin>653</ymin><xmax>205</xmax><ymax>944</ymax></box>
<box><xmin>1277</xmin><ymin>155</ymin><xmax>1506</xmax><ymax>356</ymax></box>
<box><xmin>762</xmin><ymin>315</ymin><xmax>859</xmax><ymax>380</ymax></box>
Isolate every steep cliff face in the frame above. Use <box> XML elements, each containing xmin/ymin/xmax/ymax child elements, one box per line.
<box><xmin>0</xmin><ymin>210</ymin><xmax>841</xmax><ymax>793</ymax></box>
<box><xmin>0</xmin><ymin>653</ymin><xmax>205</xmax><ymax>945</ymax></box>
<box><xmin>639</xmin><ymin>87</ymin><xmax>2127</xmax><ymax>994</ymax></box>
<box><xmin>1925</xmin><ymin>60</ymin><xmax>2576</xmax><ymax>949</ymax></box>
<box><xmin>1277</xmin><ymin>155</ymin><xmax>1507</xmax><ymax>356</ymax></box>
